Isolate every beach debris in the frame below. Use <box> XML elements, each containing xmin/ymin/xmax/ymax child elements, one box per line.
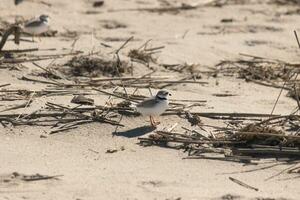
<box><xmin>0</xmin><ymin>100</ymin><xmax>32</xmax><ymax>113</ymax></box>
<box><xmin>229</xmin><ymin>177</ymin><xmax>259</xmax><ymax>191</ymax></box>
<box><xmin>106</xmin><ymin>146</ymin><xmax>125</xmax><ymax>153</ymax></box>
<box><xmin>93</xmin><ymin>1</ymin><xmax>104</xmax><ymax>7</ymax></box>
<box><xmin>128</xmin><ymin>40</ymin><xmax>164</xmax><ymax>67</ymax></box>
<box><xmin>138</xmin><ymin>114</ymin><xmax>300</xmax><ymax>163</ymax></box>
<box><xmin>271</xmin><ymin>0</ymin><xmax>300</xmax><ymax>5</ymax></box>
<box><xmin>218</xmin><ymin>194</ymin><xmax>241</xmax><ymax>200</ymax></box>
<box><xmin>100</xmin><ymin>20</ymin><xmax>126</xmax><ymax>29</ymax></box>
<box><xmin>220</xmin><ymin>18</ymin><xmax>234</xmax><ymax>23</ymax></box>
<box><xmin>198</xmin><ymin>24</ymin><xmax>283</xmax><ymax>35</ymax></box>
<box><xmin>71</xmin><ymin>95</ymin><xmax>94</xmax><ymax>105</ymax></box>
<box><xmin>108</xmin><ymin>2</ymin><xmax>201</xmax><ymax>14</ymax></box>
<box><xmin>161</xmin><ymin>63</ymin><xmax>201</xmax><ymax>76</ymax></box>
<box><xmin>106</xmin><ymin>149</ymin><xmax>118</xmax><ymax>153</ymax></box>
<box><xmin>185</xmin><ymin>111</ymin><xmax>202</xmax><ymax>126</ymax></box>
<box><xmin>63</xmin><ymin>55</ymin><xmax>131</xmax><ymax>77</ymax></box>
<box><xmin>215</xmin><ymin>53</ymin><xmax>300</xmax><ymax>94</ymax></box>
<box><xmin>212</xmin><ymin>93</ymin><xmax>237</xmax><ymax>97</ymax></box>
<box><xmin>0</xmin><ymin>172</ymin><xmax>62</xmax><ymax>184</ymax></box>
<box><xmin>238</xmin><ymin>64</ymin><xmax>290</xmax><ymax>81</ymax></box>
<box><xmin>0</xmin><ymin>25</ymin><xmax>21</xmax><ymax>51</ymax></box>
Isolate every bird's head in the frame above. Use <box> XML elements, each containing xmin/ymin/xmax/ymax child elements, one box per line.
<box><xmin>156</xmin><ymin>90</ymin><xmax>171</xmax><ymax>100</ymax></box>
<box><xmin>39</xmin><ymin>15</ymin><xmax>50</xmax><ymax>22</ymax></box>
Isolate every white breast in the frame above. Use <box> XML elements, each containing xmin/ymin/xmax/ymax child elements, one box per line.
<box><xmin>136</xmin><ymin>100</ymin><xmax>169</xmax><ymax>116</ymax></box>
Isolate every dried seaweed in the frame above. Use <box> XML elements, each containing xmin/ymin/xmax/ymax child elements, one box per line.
<box><xmin>0</xmin><ymin>172</ymin><xmax>62</xmax><ymax>184</ymax></box>
<box><xmin>109</xmin><ymin>2</ymin><xmax>201</xmax><ymax>14</ymax></box>
<box><xmin>63</xmin><ymin>55</ymin><xmax>131</xmax><ymax>77</ymax></box>
<box><xmin>161</xmin><ymin>63</ymin><xmax>200</xmax><ymax>75</ymax></box>
<box><xmin>128</xmin><ymin>41</ymin><xmax>164</xmax><ymax>65</ymax></box>
<box><xmin>100</xmin><ymin>20</ymin><xmax>127</xmax><ymax>29</ymax></box>
<box><xmin>139</xmin><ymin>115</ymin><xmax>300</xmax><ymax>163</ymax></box>
<box><xmin>205</xmin><ymin>0</ymin><xmax>250</xmax><ymax>7</ymax></box>
<box><xmin>238</xmin><ymin>65</ymin><xmax>290</xmax><ymax>81</ymax></box>
<box><xmin>198</xmin><ymin>25</ymin><xmax>283</xmax><ymax>35</ymax></box>
<box><xmin>128</xmin><ymin>49</ymin><xmax>157</xmax><ymax>64</ymax></box>
<box><xmin>270</xmin><ymin>0</ymin><xmax>300</xmax><ymax>5</ymax></box>
<box><xmin>215</xmin><ymin>55</ymin><xmax>300</xmax><ymax>91</ymax></box>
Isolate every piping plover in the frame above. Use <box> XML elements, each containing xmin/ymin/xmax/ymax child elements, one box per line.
<box><xmin>23</xmin><ymin>15</ymin><xmax>50</xmax><ymax>39</ymax></box>
<box><xmin>136</xmin><ymin>90</ymin><xmax>171</xmax><ymax>127</ymax></box>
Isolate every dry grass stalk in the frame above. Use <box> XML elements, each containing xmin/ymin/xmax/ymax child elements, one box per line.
<box><xmin>128</xmin><ymin>41</ymin><xmax>164</xmax><ymax>65</ymax></box>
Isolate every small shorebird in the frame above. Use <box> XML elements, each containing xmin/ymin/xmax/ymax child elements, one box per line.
<box><xmin>136</xmin><ymin>90</ymin><xmax>171</xmax><ymax>127</ymax></box>
<box><xmin>23</xmin><ymin>15</ymin><xmax>50</xmax><ymax>40</ymax></box>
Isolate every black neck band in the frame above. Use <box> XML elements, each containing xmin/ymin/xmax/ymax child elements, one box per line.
<box><xmin>156</xmin><ymin>96</ymin><xmax>167</xmax><ymax>100</ymax></box>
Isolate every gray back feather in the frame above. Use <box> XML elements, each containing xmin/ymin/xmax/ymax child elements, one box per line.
<box><xmin>25</xmin><ymin>20</ymin><xmax>43</xmax><ymax>28</ymax></box>
<box><xmin>136</xmin><ymin>97</ymin><xmax>159</xmax><ymax>108</ymax></box>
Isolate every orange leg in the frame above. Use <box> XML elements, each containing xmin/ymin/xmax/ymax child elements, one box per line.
<box><xmin>150</xmin><ymin>116</ymin><xmax>156</xmax><ymax>127</ymax></box>
<box><xmin>152</xmin><ymin>116</ymin><xmax>160</xmax><ymax>126</ymax></box>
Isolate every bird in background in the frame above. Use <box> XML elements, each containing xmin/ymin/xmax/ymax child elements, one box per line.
<box><xmin>22</xmin><ymin>14</ymin><xmax>50</xmax><ymax>41</ymax></box>
<box><xmin>14</xmin><ymin>0</ymin><xmax>24</xmax><ymax>5</ymax></box>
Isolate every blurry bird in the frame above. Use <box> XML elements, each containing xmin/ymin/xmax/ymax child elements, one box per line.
<box><xmin>22</xmin><ymin>14</ymin><xmax>50</xmax><ymax>40</ymax></box>
<box><xmin>14</xmin><ymin>0</ymin><xmax>52</xmax><ymax>6</ymax></box>
<box><xmin>14</xmin><ymin>0</ymin><xmax>24</xmax><ymax>5</ymax></box>
<box><xmin>136</xmin><ymin>90</ymin><xmax>171</xmax><ymax>127</ymax></box>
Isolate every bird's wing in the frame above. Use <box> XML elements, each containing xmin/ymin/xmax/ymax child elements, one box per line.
<box><xmin>24</xmin><ymin>19</ymin><xmax>43</xmax><ymax>28</ymax></box>
<box><xmin>136</xmin><ymin>97</ymin><xmax>158</xmax><ymax>108</ymax></box>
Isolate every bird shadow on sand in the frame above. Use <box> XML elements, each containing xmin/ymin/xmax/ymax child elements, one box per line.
<box><xmin>113</xmin><ymin>125</ymin><xmax>156</xmax><ymax>138</ymax></box>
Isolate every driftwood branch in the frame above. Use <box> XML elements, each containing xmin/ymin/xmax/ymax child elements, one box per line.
<box><xmin>0</xmin><ymin>25</ymin><xmax>21</xmax><ymax>51</ymax></box>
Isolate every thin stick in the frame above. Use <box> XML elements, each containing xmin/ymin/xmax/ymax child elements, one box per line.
<box><xmin>0</xmin><ymin>101</ymin><xmax>32</xmax><ymax>113</ymax></box>
<box><xmin>0</xmin><ymin>83</ymin><xmax>10</xmax><ymax>88</ymax></box>
<box><xmin>21</xmin><ymin>76</ymin><xmax>61</xmax><ymax>85</ymax></box>
<box><xmin>294</xmin><ymin>30</ymin><xmax>300</xmax><ymax>49</ymax></box>
<box><xmin>108</xmin><ymin>4</ymin><xmax>200</xmax><ymax>13</ymax></box>
<box><xmin>148</xmin><ymin>87</ymin><xmax>153</xmax><ymax>96</ymax></box>
<box><xmin>270</xmin><ymin>72</ymin><xmax>293</xmax><ymax>115</ymax></box>
<box><xmin>1</xmin><ymin>48</ymin><xmax>38</xmax><ymax>53</ymax></box>
<box><xmin>234</xmin><ymin>131</ymin><xmax>300</xmax><ymax>140</ymax></box>
<box><xmin>16</xmin><ymin>92</ymin><xmax>35</xmax><ymax>120</ymax></box>
<box><xmin>115</xmin><ymin>36</ymin><xmax>134</xmax><ymax>54</ymax></box>
<box><xmin>229</xmin><ymin>177</ymin><xmax>259</xmax><ymax>191</ymax></box>
<box><xmin>265</xmin><ymin>163</ymin><xmax>299</xmax><ymax>181</ymax></box>
<box><xmin>293</xmin><ymin>81</ymin><xmax>300</xmax><ymax>112</ymax></box>
<box><xmin>93</xmin><ymin>87</ymin><xmax>139</xmax><ymax>103</ymax></box>
<box><xmin>166</xmin><ymin>123</ymin><xmax>178</xmax><ymax>132</ymax></box>
<box><xmin>113</xmin><ymin>115</ymin><xmax>123</xmax><ymax>135</ymax></box>
<box><xmin>220</xmin><ymin>163</ymin><xmax>284</xmax><ymax>175</ymax></box>
<box><xmin>49</xmin><ymin>126</ymin><xmax>78</xmax><ymax>134</ymax></box>
<box><xmin>22</xmin><ymin>174</ymin><xmax>63</xmax><ymax>182</ymax></box>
